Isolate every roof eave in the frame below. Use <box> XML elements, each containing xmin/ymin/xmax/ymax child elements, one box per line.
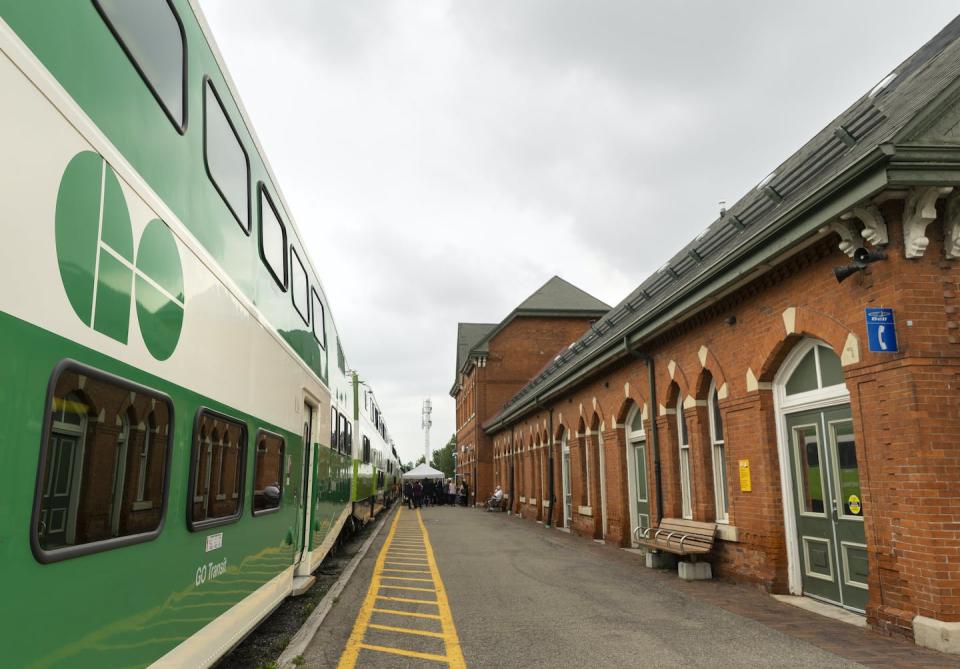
<box><xmin>483</xmin><ymin>144</ymin><xmax>919</xmax><ymax>434</ymax></box>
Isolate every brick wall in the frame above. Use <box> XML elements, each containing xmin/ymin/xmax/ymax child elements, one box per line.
<box><xmin>486</xmin><ymin>199</ymin><xmax>960</xmax><ymax>639</ymax></box>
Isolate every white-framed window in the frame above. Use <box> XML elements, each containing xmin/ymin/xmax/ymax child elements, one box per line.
<box><xmin>136</xmin><ymin>414</ymin><xmax>154</xmax><ymax>503</ymax></box>
<box><xmin>584</xmin><ymin>431</ymin><xmax>592</xmax><ymax>504</ymax></box>
<box><xmin>677</xmin><ymin>396</ymin><xmax>692</xmax><ymax>519</ymax></box>
<box><xmin>708</xmin><ymin>381</ymin><xmax>728</xmax><ymax>522</ymax></box>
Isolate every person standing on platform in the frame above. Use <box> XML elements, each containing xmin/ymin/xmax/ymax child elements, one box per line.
<box><xmin>404</xmin><ymin>480</ymin><xmax>413</xmax><ymax>509</ymax></box>
<box><xmin>413</xmin><ymin>480</ymin><xmax>424</xmax><ymax>509</ymax></box>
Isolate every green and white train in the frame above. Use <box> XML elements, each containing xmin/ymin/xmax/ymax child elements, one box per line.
<box><xmin>0</xmin><ymin>1</ymin><xmax>400</xmax><ymax>667</ymax></box>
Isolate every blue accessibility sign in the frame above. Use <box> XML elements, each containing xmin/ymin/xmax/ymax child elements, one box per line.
<box><xmin>865</xmin><ymin>308</ymin><xmax>898</xmax><ymax>353</ymax></box>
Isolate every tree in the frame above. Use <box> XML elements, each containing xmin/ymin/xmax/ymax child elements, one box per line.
<box><xmin>415</xmin><ymin>455</ymin><xmax>426</xmax><ymax>466</ymax></box>
<box><xmin>431</xmin><ymin>434</ymin><xmax>456</xmax><ymax>478</ymax></box>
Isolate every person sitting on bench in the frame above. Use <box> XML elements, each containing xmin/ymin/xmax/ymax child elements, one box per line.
<box><xmin>485</xmin><ymin>485</ymin><xmax>504</xmax><ymax>511</ymax></box>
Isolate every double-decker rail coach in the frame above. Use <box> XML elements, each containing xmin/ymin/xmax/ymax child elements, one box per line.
<box><xmin>0</xmin><ymin>2</ymin><xmax>395</xmax><ymax>667</ymax></box>
<box><xmin>351</xmin><ymin>375</ymin><xmax>402</xmax><ymax>522</ymax></box>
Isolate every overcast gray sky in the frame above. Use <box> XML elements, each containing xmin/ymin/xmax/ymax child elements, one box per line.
<box><xmin>198</xmin><ymin>1</ymin><xmax>958</xmax><ymax>465</ymax></box>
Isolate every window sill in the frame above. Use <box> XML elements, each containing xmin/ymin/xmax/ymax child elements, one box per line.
<box><xmin>716</xmin><ymin>523</ymin><xmax>739</xmax><ymax>543</ymax></box>
<box><xmin>132</xmin><ymin>501</ymin><xmax>153</xmax><ymax>511</ymax></box>
<box><xmin>216</xmin><ymin>494</ymin><xmax>226</xmax><ymax>501</ymax></box>
<box><xmin>528</xmin><ymin>498</ymin><xmax>537</xmax><ymax>505</ymax></box>
<box><xmin>578</xmin><ymin>506</ymin><xmax>593</xmax><ymax>517</ymax></box>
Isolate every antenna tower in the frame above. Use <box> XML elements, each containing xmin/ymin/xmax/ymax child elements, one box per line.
<box><xmin>421</xmin><ymin>398</ymin><xmax>433</xmax><ymax>464</ymax></box>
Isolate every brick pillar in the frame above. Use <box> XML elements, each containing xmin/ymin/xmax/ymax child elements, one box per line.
<box><xmin>602</xmin><ymin>427</ymin><xmax>629</xmax><ymax>546</ymax></box>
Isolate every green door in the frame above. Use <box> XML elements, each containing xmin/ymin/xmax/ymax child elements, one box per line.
<box><xmin>632</xmin><ymin>440</ymin><xmax>650</xmax><ymax>534</ymax></box>
<box><xmin>40</xmin><ymin>433</ymin><xmax>80</xmax><ymax>548</ymax></box>
<box><xmin>786</xmin><ymin>405</ymin><xmax>867</xmax><ymax>611</ymax></box>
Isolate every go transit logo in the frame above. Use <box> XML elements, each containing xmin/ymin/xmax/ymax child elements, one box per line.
<box><xmin>55</xmin><ymin>151</ymin><xmax>184</xmax><ymax>360</ymax></box>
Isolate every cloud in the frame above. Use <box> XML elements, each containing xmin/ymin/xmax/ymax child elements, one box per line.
<box><xmin>198</xmin><ymin>0</ymin><xmax>959</xmax><ymax>463</ymax></box>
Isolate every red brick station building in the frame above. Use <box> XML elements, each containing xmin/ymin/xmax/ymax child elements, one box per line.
<box><xmin>452</xmin><ymin>18</ymin><xmax>960</xmax><ymax>653</ymax></box>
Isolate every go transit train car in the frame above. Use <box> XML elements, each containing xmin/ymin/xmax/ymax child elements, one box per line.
<box><xmin>351</xmin><ymin>375</ymin><xmax>401</xmax><ymax>522</ymax></box>
<box><xmin>0</xmin><ymin>2</ymin><xmax>394</xmax><ymax>667</ymax></box>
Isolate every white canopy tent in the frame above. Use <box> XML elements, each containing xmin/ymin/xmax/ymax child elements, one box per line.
<box><xmin>402</xmin><ymin>463</ymin><xmax>445</xmax><ymax>480</ymax></box>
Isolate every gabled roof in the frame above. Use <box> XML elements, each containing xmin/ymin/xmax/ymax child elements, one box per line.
<box><xmin>514</xmin><ymin>275</ymin><xmax>611</xmax><ymax>314</ymax></box>
<box><xmin>455</xmin><ymin>322</ymin><xmax>497</xmax><ymax>374</ymax></box>
<box><xmin>483</xmin><ymin>15</ymin><xmax>960</xmax><ymax>432</ymax></box>
<box><xmin>451</xmin><ymin>276</ymin><xmax>610</xmax><ymax>395</ymax></box>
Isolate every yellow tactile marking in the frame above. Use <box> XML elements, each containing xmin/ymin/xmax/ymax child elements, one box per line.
<box><xmin>337</xmin><ymin>508</ymin><xmax>467</xmax><ymax>668</ymax></box>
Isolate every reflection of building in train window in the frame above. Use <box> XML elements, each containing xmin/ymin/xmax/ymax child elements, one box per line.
<box><xmin>189</xmin><ymin>410</ymin><xmax>246</xmax><ymax>530</ymax></box>
<box><xmin>253</xmin><ymin>430</ymin><xmax>285</xmax><ymax>515</ymax></box>
<box><xmin>34</xmin><ymin>365</ymin><xmax>172</xmax><ymax>561</ymax></box>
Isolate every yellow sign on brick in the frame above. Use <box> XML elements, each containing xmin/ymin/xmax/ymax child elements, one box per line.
<box><xmin>739</xmin><ymin>459</ymin><xmax>752</xmax><ymax>492</ymax></box>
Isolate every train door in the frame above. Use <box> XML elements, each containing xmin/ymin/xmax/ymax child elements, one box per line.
<box><xmin>295</xmin><ymin>401</ymin><xmax>314</xmax><ymax>569</ymax></box>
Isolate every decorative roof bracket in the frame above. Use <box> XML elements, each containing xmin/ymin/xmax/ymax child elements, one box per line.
<box><xmin>820</xmin><ymin>220</ymin><xmax>860</xmax><ymax>257</ymax></box>
<box><xmin>903</xmin><ymin>186</ymin><xmax>953</xmax><ymax>258</ymax></box>
<box><xmin>841</xmin><ymin>204</ymin><xmax>888</xmax><ymax>247</ymax></box>
<box><xmin>945</xmin><ymin>194</ymin><xmax>960</xmax><ymax>260</ymax></box>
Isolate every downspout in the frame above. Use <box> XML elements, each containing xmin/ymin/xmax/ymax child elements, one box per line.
<box><xmin>546</xmin><ymin>405</ymin><xmax>555</xmax><ymax>528</ymax></box>
<box><xmin>625</xmin><ymin>335</ymin><xmax>663</xmax><ymax>525</ymax></box>
<box><xmin>509</xmin><ymin>424</ymin><xmax>516</xmax><ymax>514</ymax></box>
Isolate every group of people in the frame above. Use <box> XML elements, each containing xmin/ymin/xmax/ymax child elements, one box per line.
<box><xmin>403</xmin><ymin>478</ymin><xmax>470</xmax><ymax>508</ymax></box>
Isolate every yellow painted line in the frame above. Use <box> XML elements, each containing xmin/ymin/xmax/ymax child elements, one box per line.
<box><xmin>381</xmin><ymin>576</ymin><xmax>434</xmax><ymax>582</ymax></box>
<box><xmin>379</xmin><ymin>584</ymin><xmax>437</xmax><ymax>593</ymax></box>
<box><xmin>372</xmin><ymin>607</ymin><xmax>442</xmax><ymax>620</ymax></box>
<box><xmin>382</xmin><ymin>568</ymin><xmax>431</xmax><ymax>574</ymax></box>
<box><xmin>337</xmin><ymin>508</ymin><xmax>466</xmax><ymax>669</ymax></box>
<box><xmin>417</xmin><ymin>508</ymin><xmax>467</xmax><ymax>668</ymax></box>
<box><xmin>358</xmin><ymin>643</ymin><xmax>448</xmax><ymax>663</ymax></box>
<box><xmin>368</xmin><ymin>623</ymin><xmax>445</xmax><ymax>639</ymax></box>
<box><xmin>376</xmin><ymin>595</ymin><xmax>439</xmax><ymax>605</ymax></box>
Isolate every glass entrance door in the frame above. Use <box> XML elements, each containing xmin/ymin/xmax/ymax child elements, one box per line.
<box><xmin>562</xmin><ymin>451</ymin><xmax>572</xmax><ymax>528</ymax></box>
<box><xmin>786</xmin><ymin>405</ymin><xmax>867</xmax><ymax>611</ymax></box>
<box><xmin>632</xmin><ymin>440</ymin><xmax>650</xmax><ymax>534</ymax></box>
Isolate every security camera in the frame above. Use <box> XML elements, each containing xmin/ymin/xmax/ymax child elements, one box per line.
<box><xmin>834</xmin><ymin>247</ymin><xmax>887</xmax><ymax>283</ymax></box>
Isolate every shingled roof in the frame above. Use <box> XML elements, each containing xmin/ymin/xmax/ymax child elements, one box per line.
<box><xmin>451</xmin><ymin>276</ymin><xmax>610</xmax><ymax>395</ymax></box>
<box><xmin>455</xmin><ymin>322</ymin><xmax>497</xmax><ymax>376</ymax></box>
<box><xmin>484</xmin><ymin>15</ymin><xmax>960</xmax><ymax>432</ymax></box>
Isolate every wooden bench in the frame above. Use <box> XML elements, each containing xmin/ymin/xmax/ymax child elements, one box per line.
<box><xmin>634</xmin><ymin>518</ymin><xmax>717</xmax><ymax>560</ymax></box>
<box><xmin>485</xmin><ymin>495</ymin><xmax>508</xmax><ymax>512</ymax></box>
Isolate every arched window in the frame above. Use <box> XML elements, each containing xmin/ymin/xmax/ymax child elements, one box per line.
<box><xmin>708</xmin><ymin>381</ymin><xmax>728</xmax><ymax>522</ymax></box>
<box><xmin>784</xmin><ymin>343</ymin><xmax>844</xmax><ymax>397</ymax></box>
<box><xmin>676</xmin><ymin>395</ymin><xmax>692</xmax><ymax>519</ymax></box>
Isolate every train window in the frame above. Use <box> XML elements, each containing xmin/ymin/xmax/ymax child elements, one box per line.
<box><xmin>258</xmin><ymin>184</ymin><xmax>287</xmax><ymax>289</ymax></box>
<box><xmin>188</xmin><ymin>409</ymin><xmax>247</xmax><ymax>530</ymax></box>
<box><xmin>345</xmin><ymin>422</ymin><xmax>353</xmax><ymax>456</ymax></box>
<box><xmin>203</xmin><ymin>78</ymin><xmax>250</xmax><ymax>234</ymax></box>
<box><xmin>330</xmin><ymin>406</ymin><xmax>339</xmax><ymax>451</ymax></box>
<box><xmin>291</xmin><ymin>247</ymin><xmax>309</xmax><ymax>324</ymax></box>
<box><xmin>363</xmin><ymin>436</ymin><xmax>371</xmax><ymax>464</ymax></box>
<box><xmin>253</xmin><ymin>430</ymin><xmax>285</xmax><ymax>515</ymax></box>
<box><xmin>311</xmin><ymin>289</ymin><xmax>326</xmax><ymax>349</ymax></box>
<box><xmin>93</xmin><ymin>0</ymin><xmax>187</xmax><ymax>132</ymax></box>
<box><xmin>32</xmin><ymin>363</ymin><xmax>173</xmax><ymax>563</ymax></box>
<box><xmin>337</xmin><ymin>413</ymin><xmax>348</xmax><ymax>454</ymax></box>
